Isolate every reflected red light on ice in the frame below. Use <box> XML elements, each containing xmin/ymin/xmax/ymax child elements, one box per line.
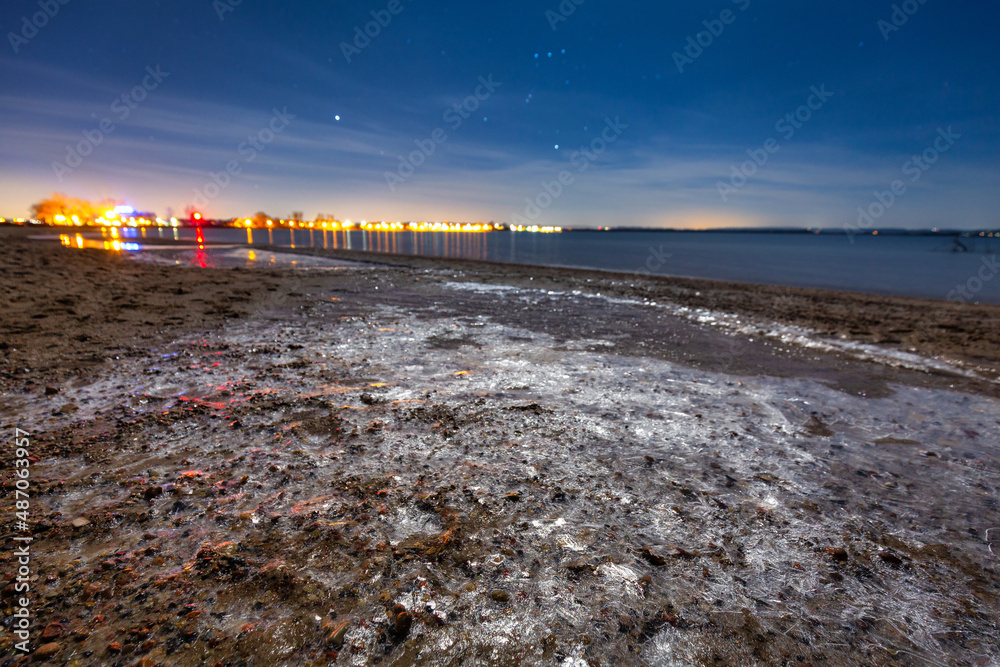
<box><xmin>196</xmin><ymin>228</ymin><xmax>205</xmax><ymax>244</ymax></box>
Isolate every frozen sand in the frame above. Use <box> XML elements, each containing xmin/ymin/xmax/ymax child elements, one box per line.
<box><xmin>1</xmin><ymin>231</ymin><xmax>998</xmax><ymax>665</ymax></box>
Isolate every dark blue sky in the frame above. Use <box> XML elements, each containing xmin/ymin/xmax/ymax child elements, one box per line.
<box><xmin>2</xmin><ymin>0</ymin><xmax>998</xmax><ymax>228</ymax></box>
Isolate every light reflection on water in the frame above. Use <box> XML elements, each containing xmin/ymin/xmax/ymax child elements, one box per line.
<box><xmin>55</xmin><ymin>225</ymin><xmax>1000</xmax><ymax>303</ymax></box>
<box><xmin>59</xmin><ymin>233</ymin><xmax>140</xmax><ymax>252</ymax></box>
<box><xmin>60</xmin><ymin>226</ymin><xmax>495</xmax><ymax>264</ymax></box>
<box><xmin>147</xmin><ymin>247</ymin><xmax>369</xmax><ymax>269</ymax></box>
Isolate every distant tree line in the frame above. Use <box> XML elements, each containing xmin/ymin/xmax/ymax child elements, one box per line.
<box><xmin>31</xmin><ymin>193</ymin><xmax>121</xmax><ymax>225</ymax></box>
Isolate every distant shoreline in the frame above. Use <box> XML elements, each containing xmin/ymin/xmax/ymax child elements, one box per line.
<box><xmin>3</xmin><ymin>221</ymin><xmax>998</xmax><ymax>238</ymax></box>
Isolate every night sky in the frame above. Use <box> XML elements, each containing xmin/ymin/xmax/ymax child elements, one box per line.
<box><xmin>2</xmin><ymin>0</ymin><xmax>998</xmax><ymax>228</ymax></box>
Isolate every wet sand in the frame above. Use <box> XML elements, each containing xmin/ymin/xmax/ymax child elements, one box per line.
<box><xmin>1</xmin><ymin>228</ymin><xmax>999</xmax><ymax>666</ymax></box>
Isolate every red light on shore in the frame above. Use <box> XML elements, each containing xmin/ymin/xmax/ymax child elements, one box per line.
<box><xmin>193</xmin><ymin>213</ymin><xmax>202</xmax><ymax>221</ymax></box>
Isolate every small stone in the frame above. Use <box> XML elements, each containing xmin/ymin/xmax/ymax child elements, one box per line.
<box><xmin>393</xmin><ymin>611</ymin><xmax>412</xmax><ymax>640</ymax></box>
<box><xmin>71</xmin><ymin>518</ymin><xmax>90</xmax><ymax>528</ymax></box>
<box><xmin>58</xmin><ymin>403</ymin><xmax>79</xmax><ymax>414</ymax></box>
<box><xmin>825</xmin><ymin>547</ymin><xmax>849</xmax><ymax>562</ymax></box>
<box><xmin>326</xmin><ymin>621</ymin><xmax>349</xmax><ymax>646</ymax></box>
<box><xmin>879</xmin><ymin>552</ymin><xmax>904</xmax><ymax>567</ymax></box>
<box><xmin>40</xmin><ymin>623</ymin><xmax>64</xmax><ymax>640</ymax></box>
<box><xmin>107</xmin><ymin>642</ymin><xmax>122</xmax><ymax>654</ymax></box>
<box><xmin>34</xmin><ymin>642</ymin><xmax>60</xmax><ymax>659</ymax></box>
<box><xmin>44</xmin><ymin>386</ymin><xmax>59</xmax><ymax>396</ymax></box>
<box><xmin>640</xmin><ymin>547</ymin><xmax>667</xmax><ymax>567</ymax></box>
<box><xmin>504</xmin><ymin>492</ymin><xmax>520</xmax><ymax>502</ymax></box>
<box><xmin>143</xmin><ymin>486</ymin><xmax>163</xmax><ymax>501</ymax></box>
<box><xmin>490</xmin><ymin>590</ymin><xmax>510</xmax><ymax>604</ymax></box>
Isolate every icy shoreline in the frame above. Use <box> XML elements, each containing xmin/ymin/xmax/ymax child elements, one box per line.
<box><xmin>7</xmin><ymin>269</ymin><xmax>999</xmax><ymax>666</ymax></box>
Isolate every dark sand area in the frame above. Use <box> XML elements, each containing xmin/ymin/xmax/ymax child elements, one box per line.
<box><xmin>1</xmin><ymin>227</ymin><xmax>999</xmax><ymax>666</ymax></box>
<box><xmin>2</xmin><ymin>228</ymin><xmax>999</xmax><ymax>400</ymax></box>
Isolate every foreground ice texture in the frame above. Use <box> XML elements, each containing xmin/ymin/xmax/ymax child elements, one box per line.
<box><xmin>9</xmin><ymin>280</ymin><xmax>999</xmax><ymax>667</ymax></box>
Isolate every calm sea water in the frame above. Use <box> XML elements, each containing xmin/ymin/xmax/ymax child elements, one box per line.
<box><xmin>123</xmin><ymin>227</ymin><xmax>1000</xmax><ymax>304</ymax></box>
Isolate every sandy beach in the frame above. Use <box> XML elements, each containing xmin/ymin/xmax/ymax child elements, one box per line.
<box><xmin>1</xmin><ymin>228</ymin><xmax>998</xmax><ymax>666</ymax></box>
